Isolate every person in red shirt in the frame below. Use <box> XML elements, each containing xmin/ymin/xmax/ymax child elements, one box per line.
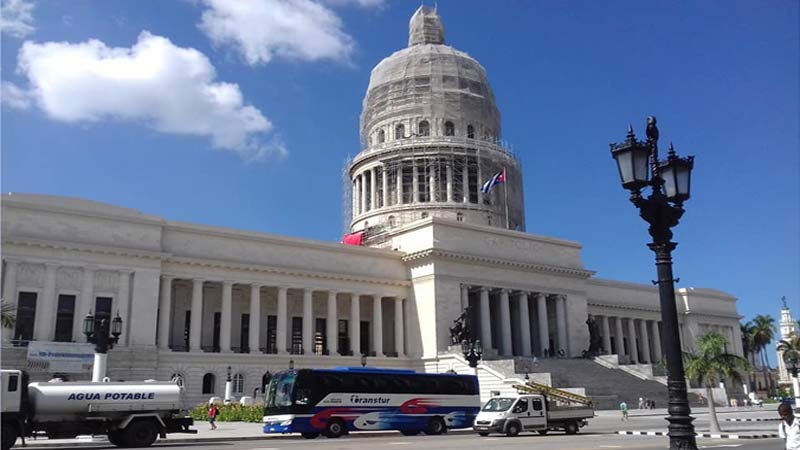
<box><xmin>208</xmin><ymin>403</ymin><xmax>218</xmax><ymax>430</ymax></box>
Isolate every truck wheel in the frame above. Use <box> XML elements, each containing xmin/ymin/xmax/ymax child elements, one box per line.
<box><xmin>565</xmin><ymin>421</ymin><xmax>578</xmax><ymax>435</ymax></box>
<box><xmin>505</xmin><ymin>422</ymin><xmax>520</xmax><ymax>437</ymax></box>
<box><xmin>107</xmin><ymin>431</ymin><xmax>127</xmax><ymax>447</ymax></box>
<box><xmin>2</xmin><ymin>423</ymin><xmax>17</xmax><ymax>450</ymax></box>
<box><xmin>324</xmin><ymin>419</ymin><xmax>345</xmax><ymax>439</ymax></box>
<box><xmin>124</xmin><ymin>421</ymin><xmax>159</xmax><ymax>447</ymax></box>
<box><xmin>537</xmin><ymin>429</ymin><xmax>548</xmax><ymax>436</ymax></box>
<box><xmin>423</xmin><ymin>417</ymin><xmax>445</xmax><ymax>435</ymax></box>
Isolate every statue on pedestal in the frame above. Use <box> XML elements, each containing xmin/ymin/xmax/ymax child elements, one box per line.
<box><xmin>449</xmin><ymin>306</ymin><xmax>472</xmax><ymax>345</ymax></box>
<box><xmin>584</xmin><ymin>314</ymin><xmax>602</xmax><ymax>357</ymax></box>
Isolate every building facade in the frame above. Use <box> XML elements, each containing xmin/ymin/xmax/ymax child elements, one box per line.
<box><xmin>777</xmin><ymin>299</ymin><xmax>798</xmax><ymax>385</ymax></box>
<box><xmin>1</xmin><ymin>7</ymin><xmax>743</xmax><ymax>405</ymax></box>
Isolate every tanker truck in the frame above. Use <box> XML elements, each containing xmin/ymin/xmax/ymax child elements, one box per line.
<box><xmin>1</xmin><ymin>370</ymin><xmax>195</xmax><ymax>450</ymax></box>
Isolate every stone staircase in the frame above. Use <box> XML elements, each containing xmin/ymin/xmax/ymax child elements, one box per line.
<box><xmin>527</xmin><ymin>358</ymin><xmax>704</xmax><ymax>410</ymax></box>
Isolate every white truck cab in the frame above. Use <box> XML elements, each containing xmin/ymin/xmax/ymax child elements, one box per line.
<box><xmin>473</xmin><ymin>393</ymin><xmax>593</xmax><ymax>437</ymax></box>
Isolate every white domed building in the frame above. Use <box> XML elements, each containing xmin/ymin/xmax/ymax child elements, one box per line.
<box><xmin>1</xmin><ymin>7</ymin><xmax>743</xmax><ymax>405</ymax></box>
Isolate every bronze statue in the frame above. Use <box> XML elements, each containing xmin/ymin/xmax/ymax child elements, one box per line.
<box><xmin>449</xmin><ymin>306</ymin><xmax>472</xmax><ymax>345</ymax></box>
<box><xmin>585</xmin><ymin>314</ymin><xmax>602</xmax><ymax>357</ymax></box>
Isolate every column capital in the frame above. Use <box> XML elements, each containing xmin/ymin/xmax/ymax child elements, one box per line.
<box><xmin>192</xmin><ymin>277</ymin><xmax>206</xmax><ymax>283</ymax></box>
<box><xmin>160</xmin><ymin>274</ymin><xmax>174</xmax><ymax>281</ymax></box>
<box><xmin>479</xmin><ymin>286</ymin><xmax>489</xmax><ymax>293</ymax></box>
<box><xmin>221</xmin><ymin>280</ymin><xmax>235</xmax><ymax>287</ymax></box>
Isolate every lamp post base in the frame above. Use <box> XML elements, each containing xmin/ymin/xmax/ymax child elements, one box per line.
<box><xmin>92</xmin><ymin>353</ymin><xmax>107</xmax><ymax>382</ymax></box>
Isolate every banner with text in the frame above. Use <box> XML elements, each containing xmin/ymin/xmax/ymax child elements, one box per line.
<box><xmin>26</xmin><ymin>341</ymin><xmax>95</xmax><ymax>373</ymax></box>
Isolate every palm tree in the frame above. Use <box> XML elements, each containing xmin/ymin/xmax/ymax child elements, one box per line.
<box><xmin>750</xmin><ymin>314</ymin><xmax>776</xmax><ymax>394</ymax></box>
<box><xmin>777</xmin><ymin>333</ymin><xmax>800</xmax><ymax>373</ymax></box>
<box><xmin>740</xmin><ymin>321</ymin><xmax>756</xmax><ymax>390</ymax></box>
<box><xmin>1</xmin><ymin>299</ymin><xmax>16</xmax><ymax>330</ymax></box>
<box><xmin>684</xmin><ymin>332</ymin><xmax>750</xmax><ymax>434</ymax></box>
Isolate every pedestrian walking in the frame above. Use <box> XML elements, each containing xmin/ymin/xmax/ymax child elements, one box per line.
<box><xmin>208</xmin><ymin>403</ymin><xmax>218</xmax><ymax>430</ymax></box>
<box><xmin>778</xmin><ymin>403</ymin><xmax>799</xmax><ymax>450</ymax></box>
<box><xmin>619</xmin><ymin>401</ymin><xmax>628</xmax><ymax>421</ymax></box>
<box><xmin>638</xmin><ymin>397</ymin><xmax>644</xmax><ymax>409</ymax></box>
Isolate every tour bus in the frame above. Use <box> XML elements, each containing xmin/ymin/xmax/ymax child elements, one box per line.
<box><xmin>262</xmin><ymin>367</ymin><xmax>479</xmax><ymax>439</ymax></box>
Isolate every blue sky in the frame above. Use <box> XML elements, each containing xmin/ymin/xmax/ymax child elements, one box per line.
<box><xmin>2</xmin><ymin>0</ymin><xmax>798</xmax><ymax>337</ymax></box>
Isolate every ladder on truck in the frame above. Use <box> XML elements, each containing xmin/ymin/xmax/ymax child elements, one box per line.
<box><xmin>512</xmin><ymin>381</ymin><xmax>593</xmax><ymax>407</ymax></box>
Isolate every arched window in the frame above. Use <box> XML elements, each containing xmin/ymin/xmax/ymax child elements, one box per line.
<box><xmin>202</xmin><ymin>373</ymin><xmax>215</xmax><ymax>394</ymax></box>
<box><xmin>377</xmin><ymin>129</ymin><xmax>385</xmax><ymax>143</ymax></box>
<box><xmin>456</xmin><ymin>212</ymin><xmax>463</xmax><ymax>222</ymax></box>
<box><xmin>395</xmin><ymin>124</ymin><xmax>405</xmax><ymax>140</ymax></box>
<box><xmin>467</xmin><ymin>125</ymin><xmax>475</xmax><ymax>139</ymax></box>
<box><xmin>388</xmin><ymin>215</ymin><xmax>396</xmax><ymax>227</ymax></box>
<box><xmin>444</xmin><ymin>121</ymin><xmax>455</xmax><ymax>136</ymax></box>
<box><xmin>170</xmin><ymin>373</ymin><xmax>185</xmax><ymax>388</ymax></box>
<box><xmin>418</xmin><ymin>120</ymin><xmax>430</xmax><ymax>136</ymax></box>
<box><xmin>233</xmin><ymin>373</ymin><xmax>245</xmax><ymax>394</ymax></box>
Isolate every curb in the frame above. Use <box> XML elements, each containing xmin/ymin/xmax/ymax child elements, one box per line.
<box><xmin>724</xmin><ymin>417</ymin><xmax>779</xmax><ymax>422</ymax></box>
<box><xmin>617</xmin><ymin>431</ymin><xmax>779</xmax><ymax>440</ymax></box>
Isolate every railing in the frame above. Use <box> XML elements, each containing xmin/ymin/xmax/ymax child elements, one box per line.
<box><xmin>352</xmin><ymin>135</ymin><xmax>518</xmax><ymax>165</ymax></box>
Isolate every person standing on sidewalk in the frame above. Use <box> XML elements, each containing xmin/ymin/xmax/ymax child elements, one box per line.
<box><xmin>208</xmin><ymin>403</ymin><xmax>219</xmax><ymax>431</ymax></box>
<box><xmin>778</xmin><ymin>403</ymin><xmax>799</xmax><ymax>450</ymax></box>
<box><xmin>619</xmin><ymin>401</ymin><xmax>628</xmax><ymax>421</ymax></box>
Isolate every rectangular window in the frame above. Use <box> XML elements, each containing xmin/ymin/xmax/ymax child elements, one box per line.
<box><xmin>360</xmin><ymin>320</ymin><xmax>370</xmax><ymax>356</ymax></box>
<box><xmin>266</xmin><ymin>315</ymin><xmax>277</xmax><ymax>354</ymax></box>
<box><xmin>213</xmin><ymin>312</ymin><xmax>221</xmax><ymax>352</ymax></box>
<box><xmin>338</xmin><ymin>319</ymin><xmax>350</xmax><ymax>355</ymax></box>
<box><xmin>183</xmin><ymin>310</ymin><xmax>191</xmax><ymax>351</ymax></box>
<box><xmin>418</xmin><ymin>161</ymin><xmax>430</xmax><ymax>202</ymax></box>
<box><xmin>315</xmin><ymin>318</ymin><xmax>326</xmax><ymax>356</ymax></box>
<box><xmin>532</xmin><ymin>399</ymin><xmax>543</xmax><ymax>411</ymax></box>
<box><xmin>13</xmin><ymin>292</ymin><xmax>37</xmax><ymax>344</ymax></box>
<box><xmin>54</xmin><ymin>294</ymin><xmax>76</xmax><ymax>342</ymax></box>
<box><xmin>468</xmin><ymin>160</ymin><xmax>478</xmax><ymax>203</ymax></box>
<box><xmin>9</xmin><ymin>375</ymin><xmax>18</xmax><ymax>392</ymax></box>
<box><xmin>291</xmin><ymin>317</ymin><xmax>303</xmax><ymax>354</ymax></box>
<box><xmin>402</xmin><ymin>166</ymin><xmax>414</xmax><ymax>204</ymax></box>
<box><xmin>240</xmin><ymin>313</ymin><xmax>250</xmax><ymax>353</ymax></box>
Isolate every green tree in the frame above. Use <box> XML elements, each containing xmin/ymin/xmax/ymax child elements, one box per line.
<box><xmin>684</xmin><ymin>332</ymin><xmax>750</xmax><ymax>434</ymax></box>
<box><xmin>740</xmin><ymin>321</ymin><xmax>756</xmax><ymax>390</ymax></box>
<box><xmin>777</xmin><ymin>333</ymin><xmax>800</xmax><ymax>373</ymax></box>
<box><xmin>750</xmin><ymin>314</ymin><xmax>776</xmax><ymax>394</ymax></box>
<box><xmin>1</xmin><ymin>299</ymin><xmax>15</xmax><ymax>329</ymax></box>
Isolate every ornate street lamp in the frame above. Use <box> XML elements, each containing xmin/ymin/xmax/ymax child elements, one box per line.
<box><xmin>83</xmin><ymin>311</ymin><xmax>123</xmax><ymax>382</ymax></box>
<box><xmin>361</xmin><ymin>353</ymin><xmax>367</xmax><ymax>367</ymax></box>
<box><xmin>610</xmin><ymin>116</ymin><xmax>697</xmax><ymax>450</ymax></box>
<box><xmin>288</xmin><ymin>359</ymin><xmax>294</xmax><ymax>370</ymax></box>
<box><xmin>461</xmin><ymin>339</ymin><xmax>483</xmax><ymax>371</ymax></box>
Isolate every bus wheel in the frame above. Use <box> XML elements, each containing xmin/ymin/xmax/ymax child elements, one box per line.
<box><xmin>400</xmin><ymin>429</ymin><xmax>419</xmax><ymax>436</ymax></box>
<box><xmin>565</xmin><ymin>421</ymin><xmax>578</xmax><ymax>435</ymax></box>
<box><xmin>301</xmin><ymin>432</ymin><xmax>319</xmax><ymax>439</ymax></box>
<box><xmin>424</xmin><ymin>417</ymin><xmax>446</xmax><ymax>435</ymax></box>
<box><xmin>324</xmin><ymin>419</ymin><xmax>345</xmax><ymax>439</ymax></box>
<box><xmin>2</xmin><ymin>422</ymin><xmax>17</xmax><ymax>450</ymax></box>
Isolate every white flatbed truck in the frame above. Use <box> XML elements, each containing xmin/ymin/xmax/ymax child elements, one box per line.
<box><xmin>473</xmin><ymin>381</ymin><xmax>595</xmax><ymax>436</ymax></box>
<box><xmin>1</xmin><ymin>370</ymin><xmax>195</xmax><ymax>450</ymax></box>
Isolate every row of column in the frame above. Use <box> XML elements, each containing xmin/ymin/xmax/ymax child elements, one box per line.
<box><xmin>461</xmin><ymin>285</ymin><xmax>568</xmax><ymax>357</ymax></box>
<box><xmin>158</xmin><ymin>277</ymin><xmax>405</xmax><ymax>357</ymax></box>
<box><xmin>2</xmin><ymin>260</ymin><xmax>132</xmax><ymax>344</ymax></box>
<box><xmin>599</xmin><ymin>315</ymin><xmax>663</xmax><ymax>364</ymax></box>
<box><xmin>353</xmin><ymin>158</ymin><xmax>483</xmax><ymax>217</ymax></box>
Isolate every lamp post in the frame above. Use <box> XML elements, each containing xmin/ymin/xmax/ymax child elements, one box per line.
<box><xmin>460</xmin><ymin>305</ymin><xmax>482</xmax><ymax>374</ymax></box>
<box><xmin>361</xmin><ymin>353</ymin><xmax>367</xmax><ymax>367</ymax></box>
<box><xmin>83</xmin><ymin>311</ymin><xmax>123</xmax><ymax>382</ymax></box>
<box><xmin>787</xmin><ymin>357</ymin><xmax>800</xmax><ymax>405</ymax></box>
<box><xmin>610</xmin><ymin>116</ymin><xmax>697</xmax><ymax>450</ymax></box>
<box><xmin>224</xmin><ymin>366</ymin><xmax>233</xmax><ymax>403</ymax></box>
<box><xmin>288</xmin><ymin>359</ymin><xmax>294</xmax><ymax>370</ymax></box>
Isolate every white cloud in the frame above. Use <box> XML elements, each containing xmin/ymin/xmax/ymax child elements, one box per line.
<box><xmin>16</xmin><ymin>32</ymin><xmax>285</xmax><ymax>161</ymax></box>
<box><xmin>1</xmin><ymin>81</ymin><xmax>31</xmax><ymax>109</ymax></box>
<box><xmin>322</xmin><ymin>0</ymin><xmax>384</xmax><ymax>8</ymax></box>
<box><xmin>1</xmin><ymin>0</ymin><xmax>35</xmax><ymax>38</ymax></box>
<box><xmin>198</xmin><ymin>0</ymin><xmax>355</xmax><ymax>65</ymax></box>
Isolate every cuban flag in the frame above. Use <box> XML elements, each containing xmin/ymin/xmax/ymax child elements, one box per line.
<box><xmin>480</xmin><ymin>169</ymin><xmax>506</xmax><ymax>193</ymax></box>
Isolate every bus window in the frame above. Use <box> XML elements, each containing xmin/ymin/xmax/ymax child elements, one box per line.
<box><xmin>266</xmin><ymin>371</ymin><xmax>296</xmax><ymax>408</ymax></box>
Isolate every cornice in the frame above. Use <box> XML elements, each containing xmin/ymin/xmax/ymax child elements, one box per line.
<box><xmin>402</xmin><ymin>249</ymin><xmax>594</xmax><ymax>279</ymax></box>
<box><xmin>164</xmin><ymin>255</ymin><xmax>411</xmax><ymax>289</ymax></box>
<box><xmin>588</xmin><ymin>301</ymin><xmax>741</xmax><ymax>320</ymax></box>
<box><xmin>3</xmin><ymin>236</ymin><xmax>167</xmax><ymax>261</ymax></box>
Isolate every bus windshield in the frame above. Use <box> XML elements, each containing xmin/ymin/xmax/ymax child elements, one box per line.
<box><xmin>482</xmin><ymin>397</ymin><xmax>515</xmax><ymax>412</ymax></box>
<box><xmin>265</xmin><ymin>371</ymin><xmax>296</xmax><ymax>409</ymax></box>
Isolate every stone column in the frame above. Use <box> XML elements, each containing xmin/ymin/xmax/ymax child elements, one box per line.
<box><xmin>35</xmin><ymin>263</ymin><xmax>58</xmax><ymax>341</ymax></box>
<box><xmin>476</xmin><ymin>157</ymin><xmax>483</xmax><ymax>205</ymax></box>
<box><xmin>446</xmin><ymin>162</ymin><xmax>453</xmax><ymax>202</ymax></box>
<box><xmin>360</xmin><ymin>173</ymin><xmax>367</xmax><ymax>214</ymax></box>
<box><xmin>372</xmin><ymin>295</ymin><xmax>384</xmax><ymax>357</ymax></box>
<box><xmin>352</xmin><ymin>178</ymin><xmax>358</xmax><ymax>217</ymax></box>
<box><xmin>428</xmin><ymin>162</ymin><xmax>436</xmax><ymax>202</ymax></box>
<box><xmin>117</xmin><ymin>270</ymin><xmax>132</xmax><ymax>346</ymax></box>
<box><xmin>517</xmin><ymin>292</ymin><xmax>532</xmax><ymax>356</ymax></box>
<box><xmin>601</xmin><ymin>315</ymin><xmax>611</xmax><ymax>356</ymax></box>
<box><xmin>462</xmin><ymin>159</ymin><xmax>470</xmax><ymax>203</ymax></box>
<box><xmin>276</xmin><ymin>287</ymin><xmax>288</xmax><ymax>354</ymax></box>
<box><xmin>651</xmin><ymin>320</ymin><xmax>663</xmax><ymax>362</ymax></box>
<box><xmin>382</xmin><ymin>165</ymin><xmax>389</xmax><ymax>208</ymax></box>
<box><xmin>73</xmin><ymin>267</ymin><xmax>96</xmax><ymax>342</ymax></box>
<box><xmin>249</xmin><ymin>284</ymin><xmax>261</xmax><ymax>354</ymax></box>
<box><xmin>412</xmin><ymin>162</ymin><xmax>419</xmax><ymax>203</ymax></box>
<box><xmin>327</xmin><ymin>291</ymin><xmax>338</xmax><ymax>355</ymax></box>
<box><xmin>370</xmin><ymin>167</ymin><xmax>378</xmax><ymax>211</ymax></box>
<box><xmin>460</xmin><ymin>284</ymin><xmax>469</xmax><ymax>310</ymax></box>
<box><xmin>639</xmin><ymin>319</ymin><xmax>651</xmax><ymax>363</ymax></box>
<box><xmin>394</xmin><ymin>297</ymin><xmax>404</xmax><ymax>357</ymax></box>
<box><xmin>499</xmin><ymin>289</ymin><xmax>512</xmax><ymax>356</ymax></box>
<box><xmin>350</xmin><ymin>293</ymin><xmax>361</xmax><ymax>355</ymax></box>
<box><xmin>157</xmin><ymin>276</ymin><xmax>173</xmax><ymax>350</ymax></box>
<box><xmin>2</xmin><ymin>260</ymin><xmax>17</xmax><ymax>342</ymax></box>
<box><xmin>189</xmin><ymin>279</ymin><xmax>204</xmax><ymax>352</ymax></box>
<box><xmin>555</xmin><ymin>295</ymin><xmax>567</xmax><ymax>355</ymax></box>
<box><xmin>302</xmin><ymin>289</ymin><xmax>313</xmax><ymax>354</ymax></box>
<box><xmin>614</xmin><ymin>316</ymin><xmax>625</xmax><ymax>359</ymax></box>
<box><xmin>397</xmin><ymin>160</ymin><xmax>404</xmax><ymax>205</ymax></box>
<box><xmin>479</xmin><ymin>287</ymin><xmax>492</xmax><ymax>350</ymax></box>
<box><xmin>219</xmin><ymin>281</ymin><xmax>233</xmax><ymax>353</ymax></box>
<box><xmin>627</xmin><ymin>318</ymin><xmax>638</xmax><ymax>364</ymax></box>
<box><xmin>536</xmin><ymin>293</ymin><xmax>549</xmax><ymax>356</ymax></box>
